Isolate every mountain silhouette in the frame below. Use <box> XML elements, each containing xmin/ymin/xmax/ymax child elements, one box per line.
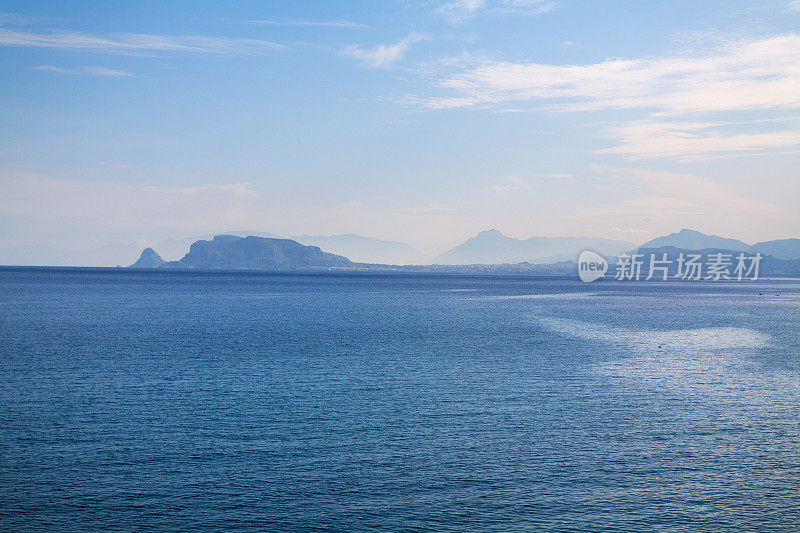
<box><xmin>130</xmin><ymin>235</ymin><xmax>351</xmax><ymax>270</ymax></box>
<box><xmin>639</xmin><ymin>229</ymin><xmax>749</xmax><ymax>251</ymax></box>
<box><xmin>640</xmin><ymin>229</ymin><xmax>800</xmax><ymax>260</ymax></box>
<box><xmin>433</xmin><ymin>229</ymin><xmax>636</xmax><ymax>265</ymax></box>
<box><xmin>130</xmin><ymin>248</ymin><xmax>165</xmax><ymax>268</ymax></box>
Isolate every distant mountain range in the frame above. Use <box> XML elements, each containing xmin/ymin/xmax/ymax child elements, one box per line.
<box><xmin>174</xmin><ymin>232</ymin><xmax>427</xmax><ymax>265</ymax></box>
<box><xmin>635</xmin><ymin>245</ymin><xmax>800</xmax><ymax>277</ymax></box>
<box><xmin>131</xmin><ymin>235</ymin><xmax>351</xmax><ymax>270</ymax></box>
<box><xmin>4</xmin><ymin>227</ymin><xmax>800</xmax><ymax>269</ymax></box>
<box><xmin>432</xmin><ymin>229</ymin><xmax>636</xmax><ymax>265</ymax></box>
<box><xmin>156</xmin><ymin>231</ymin><xmax>281</xmax><ymax>261</ymax></box>
<box><xmin>291</xmin><ymin>234</ymin><xmax>428</xmax><ymax>265</ymax></box>
<box><xmin>638</xmin><ymin>229</ymin><xmax>800</xmax><ymax>260</ymax></box>
<box><xmin>0</xmin><ymin>231</ymin><xmax>401</xmax><ymax>267</ymax></box>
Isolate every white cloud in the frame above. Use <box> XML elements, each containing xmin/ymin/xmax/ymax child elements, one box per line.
<box><xmin>501</xmin><ymin>0</ymin><xmax>555</xmax><ymax>15</ymax></box>
<box><xmin>32</xmin><ymin>65</ymin><xmax>135</xmax><ymax>77</ymax></box>
<box><xmin>415</xmin><ymin>34</ymin><xmax>800</xmax><ymax>159</ymax></box>
<box><xmin>438</xmin><ymin>0</ymin><xmax>487</xmax><ymax>24</ymax></box>
<box><xmin>0</xmin><ymin>27</ymin><xmax>285</xmax><ymax>55</ymax></box>
<box><xmin>343</xmin><ymin>33</ymin><xmax>425</xmax><ymax>68</ymax></box>
<box><xmin>597</xmin><ymin>118</ymin><xmax>800</xmax><ymax>160</ymax></box>
<box><xmin>424</xmin><ymin>34</ymin><xmax>800</xmax><ymax>113</ymax></box>
<box><xmin>437</xmin><ymin>0</ymin><xmax>552</xmax><ymax>23</ymax></box>
<box><xmin>789</xmin><ymin>1</ymin><xmax>800</xmax><ymax>11</ymax></box>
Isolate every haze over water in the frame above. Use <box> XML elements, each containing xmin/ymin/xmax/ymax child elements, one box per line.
<box><xmin>1</xmin><ymin>269</ymin><xmax>799</xmax><ymax>531</ymax></box>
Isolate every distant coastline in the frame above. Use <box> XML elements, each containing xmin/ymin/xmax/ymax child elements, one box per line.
<box><xmin>3</xmin><ymin>228</ymin><xmax>800</xmax><ymax>275</ymax></box>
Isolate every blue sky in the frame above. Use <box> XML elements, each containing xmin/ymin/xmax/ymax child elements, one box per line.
<box><xmin>1</xmin><ymin>0</ymin><xmax>799</xmax><ymax>254</ymax></box>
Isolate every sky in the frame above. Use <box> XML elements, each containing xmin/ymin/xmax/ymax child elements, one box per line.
<box><xmin>1</xmin><ymin>0</ymin><xmax>799</xmax><ymax>256</ymax></box>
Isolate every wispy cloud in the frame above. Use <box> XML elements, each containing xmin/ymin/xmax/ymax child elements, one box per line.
<box><xmin>611</xmin><ymin>227</ymin><xmax>652</xmax><ymax>236</ymax></box>
<box><xmin>437</xmin><ymin>0</ymin><xmax>553</xmax><ymax>23</ymax></box>
<box><xmin>397</xmin><ymin>203</ymin><xmax>457</xmax><ymax>215</ymax></box>
<box><xmin>562</xmin><ymin>164</ymin><xmax>785</xmax><ymax>248</ymax></box>
<box><xmin>0</xmin><ymin>11</ymin><xmax>40</xmax><ymax>25</ymax></box>
<box><xmin>243</xmin><ymin>20</ymin><xmax>365</xmax><ymax>28</ymax></box>
<box><xmin>585</xmin><ymin>166</ymin><xmax>778</xmax><ymax>221</ymax></box>
<box><xmin>501</xmin><ymin>0</ymin><xmax>555</xmax><ymax>15</ymax></box>
<box><xmin>343</xmin><ymin>33</ymin><xmax>425</xmax><ymax>68</ymax></box>
<box><xmin>598</xmin><ymin>118</ymin><xmax>800</xmax><ymax>160</ymax></box>
<box><xmin>422</xmin><ymin>34</ymin><xmax>800</xmax><ymax>113</ymax></box>
<box><xmin>1</xmin><ymin>175</ymin><xmax>260</xmax><ymax>205</ymax></box>
<box><xmin>487</xmin><ymin>176</ymin><xmax>533</xmax><ymax>191</ymax></box>
<box><xmin>32</xmin><ymin>65</ymin><xmax>135</xmax><ymax>77</ymax></box>
<box><xmin>0</xmin><ymin>173</ymin><xmax>263</xmax><ymax>247</ymax></box>
<box><xmin>413</xmin><ymin>34</ymin><xmax>800</xmax><ymax>159</ymax></box>
<box><xmin>138</xmin><ymin>182</ymin><xmax>259</xmax><ymax>198</ymax></box>
<box><xmin>488</xmin><ymin>173</ymin><xmax>572</xmax><ymax>190</ymax></box>
<box><xmin>438</xmin><ymin>0</ymin><xmax>487</xmax><ymax>24</ymax></box>
<box><xmin>789</xmin><ymin>1</ymin><xmax>800</xmax><ymax>12</ymax></box>
<box><xmin>0</xmin><ymin>27</ymin><xmax>285</xmax><ymax>55</ymax></box>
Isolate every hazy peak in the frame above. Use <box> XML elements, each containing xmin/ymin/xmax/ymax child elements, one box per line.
<box><xmin>130</xmin><ymin>247</ymin><xmax>165</xmax><ymax>268</ymax></box>
<box><xmin>434</xmin><ymin>231</ymin><xmax>635</xmax><ymax>265</ymax></box>
<box><xmin>640</xmin><ymin>229</ymin><xmax>749</xmax><ymax>252</ymax></box>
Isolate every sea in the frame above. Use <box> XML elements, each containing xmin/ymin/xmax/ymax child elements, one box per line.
<box><xmin>1</xmin><ymin>267</ymin><xmax>798</xmax><ymax>531</ymax></box>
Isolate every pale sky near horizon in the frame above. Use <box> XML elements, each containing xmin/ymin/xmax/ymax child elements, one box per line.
<box><xmin>1</xmin><ymin>0</ymin><xmax>799</xmax><ymax>256</ymax></box>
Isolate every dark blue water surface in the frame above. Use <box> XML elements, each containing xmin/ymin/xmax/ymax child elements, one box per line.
<box><xmin>1</xmin><ymin>268</ymin><xmax>799</xmax><ymax>531</ymax></box>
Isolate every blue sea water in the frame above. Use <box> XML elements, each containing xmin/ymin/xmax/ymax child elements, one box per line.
<box><xmin>1</xmin><ymin>268</ymin><xmax>799</xmax><ymax>531</ymax></box>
